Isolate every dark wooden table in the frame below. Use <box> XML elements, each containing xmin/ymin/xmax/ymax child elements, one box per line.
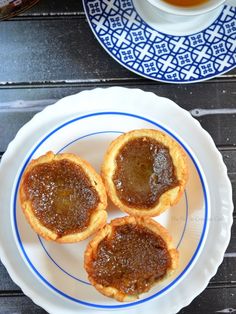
<box><xmin>0</xmin><ymin>0</ymin><xmax>235</xmax><ymax>313</ymax></box>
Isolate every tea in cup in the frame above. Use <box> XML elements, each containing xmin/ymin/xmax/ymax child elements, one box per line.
<box><xmin>146</xmin><ymin>0</ymin><xmax>227</xmax><ymax>15</ymax></box>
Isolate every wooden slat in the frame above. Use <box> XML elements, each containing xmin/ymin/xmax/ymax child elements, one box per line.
<box><xmin>210</xmin><ymin>256</ymin><xmax>236</xmax><ymax>285</ymax></box>
<box><xmin>0</xmin><ymin>264</ymin><xmax>20</xmax><ymax>291</ymax></box>
<box><xmin>0</xmin><ymin>287</ymin><xmax>235</xmax><ymax>313</ymax></box>
<box><xmin>227</xmin><ymin>221</ymin><xmax>236</xmax><ymax>253</ymax></box>
<box><xmin>1</xmin><ymin>80</ymin><xmax>236</xmax><ymax>104</ymax></box>
<box><xmin>229</xmin><ymin>177</ymin><xmax>236</xmax><ymax>218</ymax></box>
<box><xmin>180</xmin><ymin>286</ymin><xmax>236</xmax><ymax>313</ymax></box>
<box><xmin>0</xmin><ymin>295</ymin><xmax>47</xmax><ymax>314</ymax></box>
<box><xmin>0</xmin><ymin>83</ymin><xmax>236</xmax><ymax>151</ymax></box>
<box><xmin>0</xmin><ymin>19</ymin><xmax>235</xmax><ymax>84</ymax></box>
<box><xmin>0</xmin><ymin>19</ymin><xmax>136</xmax><ymax>84</ymax></box>
<box><xmin>0</xmin><ymin>108</ymin><xmax>235</xmax><ymax>151</ymax></box>
<box><xmin>0</xmin><ymin>111</ymin><xmax>37</xmax><ymax>152</ymax></box>
<box><xmin>222</xmin><ymin>150</ymin><xmax>236</xmax><ymax>173</ymax></box>
<box><xmin>20</xmin><ymin>0</ymin><xmax>84</xmax><ymax>15</ymax></box>
<box><xmin>222</xmin><ymin>151</ymin><xmax>236</xmax><ymax>218</ymax></box>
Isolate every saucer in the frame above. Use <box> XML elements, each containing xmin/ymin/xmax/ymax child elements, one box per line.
<box><xmin>83</xmin><ymin>0</ymin><xmax>236</xmax><ymax>83</ymax></box>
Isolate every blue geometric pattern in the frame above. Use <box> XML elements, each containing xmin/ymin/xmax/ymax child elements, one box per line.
<box><xmin>83</xmin><ymin>0</ymin><xmax>236</xmax><ymax>83</ymax></box>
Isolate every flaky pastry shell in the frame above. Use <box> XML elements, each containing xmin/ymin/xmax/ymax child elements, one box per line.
<box><xmin>19</xmin><ymin>151</ymin><xmax>107</xmax><ymax>243</ymax></box>
<box><xmin>84</xmin><ymin>216</ymin><xmax>179</xmax><ymax>302</ymax></box>
<box><xmin>101</xmin><ymin>129</ymin><xmax>188</xmax><ymax>217</ymax></box>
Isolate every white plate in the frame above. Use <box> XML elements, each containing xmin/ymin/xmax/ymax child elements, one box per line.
<box><xmin>12</xmin><ymin>112</ymin><xmax>208</xmax><ymax>308</ymax></box>
<box><xmin>0</xmin><ymin>87</ymin><xmax>233</xmax><ymax>314</ymax></box>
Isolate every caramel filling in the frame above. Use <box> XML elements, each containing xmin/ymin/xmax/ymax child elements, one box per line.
<box><xmin>113</xmin><ymin>137</ymin><xmax>179</xmax><ymax>208</ymax></box>
<box><xmin>89</xmin><ymin>224</ymin><xmax>171</xmax><ymax>295</ymax></box>
<box><xmin>23</xmin><ymin>159</ymin><xmax>100</xmax><ymax>237</ymax></box>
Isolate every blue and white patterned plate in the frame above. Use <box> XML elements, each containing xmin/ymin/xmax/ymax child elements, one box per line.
<box><xmin>83</xmin><ymin>0</ymin><xmax>236</xmax><ymax>83</ymax></box>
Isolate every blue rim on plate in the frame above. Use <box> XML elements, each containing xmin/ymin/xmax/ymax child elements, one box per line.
<box><xmin>38</xmin><ymin>130</ymin><xmax>188</xmax><ymax>286</ymax></box>
<box><xmin>83</xmin><ymin>0</ymin><xmax>236</xmax><ymax>83</ymax></box>
<box><xmin>37</xmin><ymin>130</ymin><xmax>189</xmax><ymax>287</ymax></box>
<box><xmin>13</xmin><ymin>112</ymin><xmax>208</xmax><ymax>309</ymax></box>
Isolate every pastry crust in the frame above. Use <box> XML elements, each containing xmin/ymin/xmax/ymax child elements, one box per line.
<box><xmin>101</xmin><ymin>129</ymin><xmax>188</xmax><ymax>217</ymax></box>
<box><xmin>19</xmin><ymin>151</ymin><xmax>107</xmax><ymax>243</ymax></box>
<box><xmin>84</xmin><ymin>216</ymin><xmax>179</xmax><ymax>302</ymax></box>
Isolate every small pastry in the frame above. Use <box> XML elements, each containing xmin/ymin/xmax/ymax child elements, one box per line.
<box><xmin>84</xmin><ymin>216</ymin><xmax>178</xmax><ymax>301</ymax></box>
<box><xmin>19</xmin><ymin>151</ymin><xmax>107</xmax><ymax>243</ymax></box>
<box><xmin>101</xmin><ymin>129</ymin><xmax>188</xmax><ymax>216</ymax></box>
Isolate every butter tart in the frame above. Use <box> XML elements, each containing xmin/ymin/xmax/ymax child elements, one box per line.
<box><xmin>19</xmin><ymin>151</ymin><xmax>107</xmax><ymax>243</ymax></box>
<box><xmin>101</xmin><ymin>129</ymin><xmax>188</xmax><ymax>217</ymax></box>
<box><xmin>84</xmin><ymin>216</ymin><xmax>178</xmax><ymax>301</ymax></box>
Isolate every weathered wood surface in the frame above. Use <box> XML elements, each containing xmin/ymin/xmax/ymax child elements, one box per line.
<box><xmin>0</xmin><ymin>286</ymin><xmax>236</xmax><ymax>314</ymax></box>
<box><xmin>0</xmin><ymin>83</ymin><xmax>236</xmax><ymax>151</ymax></box>
<box><xmin>0</xmin><ymin>0</ymin><xmax>235</xmax><ymax>313</ymax></box>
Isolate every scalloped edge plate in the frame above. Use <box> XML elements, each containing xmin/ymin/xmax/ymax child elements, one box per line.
<box><xmin>0</xmin><ymin>87</ymin><xmax>233</xmax><ymax>313</ymax></box>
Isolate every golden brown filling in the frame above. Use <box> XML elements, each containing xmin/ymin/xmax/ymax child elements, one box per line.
<box><xmin>23</xmin><ymin>159</ymin><xmax>100</xmax><ymax>237</ymax></box>
<box><xmin>89</xmin><ymin>224</ymin><xmax>171</xmax><ymax>295</ymax></box>
<box><xmin>163</xmin><ymin>0</ymin><xmax>208</xmax><ymax>7</ymax></box>
<box><xmin>113</xmin><ymin>137</ymin><xmax>179</xmax><ymax>208</ymax></box>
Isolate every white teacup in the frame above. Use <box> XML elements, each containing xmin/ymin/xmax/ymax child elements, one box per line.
<box><xmin>146</xmin><ymin>0</ymin><xmax>234</xmax><ymax>16</ymax></box>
